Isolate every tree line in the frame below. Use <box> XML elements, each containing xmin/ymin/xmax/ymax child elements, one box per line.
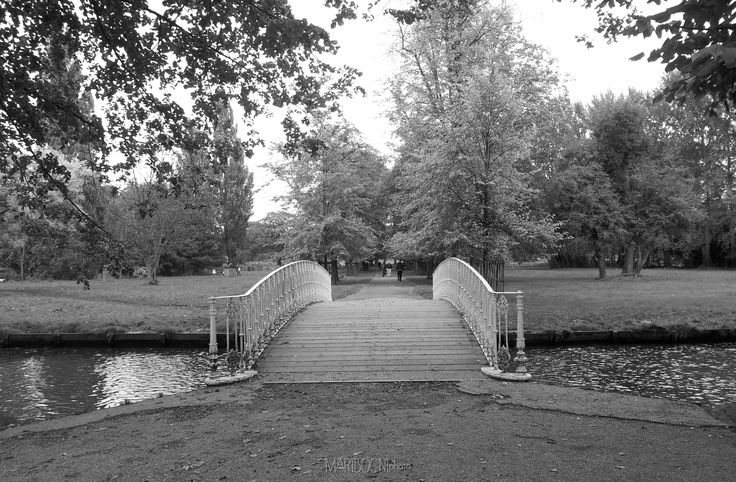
<box><xmin>254</xmin><ymin>2</ymin><xmax>735</xmax><ymax>281</ymax></box>
<box><xmin>1</xmin><ymin>1</ymin><xmax>735</xmax><ymax>282</ymax></box>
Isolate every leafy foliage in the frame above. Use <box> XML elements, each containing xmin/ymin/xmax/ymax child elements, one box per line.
<box><xmin>212</xmin><ymin>104</ymin><xmax>254</xmax><ymax>264</ymax></box>
<box><xmin>0</xmin><ymin>0</ymin><xmax>361</xmax><ymax>207</ymax></box>
<box><xmin>388</xmin><ymin>2</ymin><xmax>562</xmax><ymax>264</ymax></box>
<box><xmin>269</xmin><ymin>112</ymin><xmax>387</xmax><ymax>281</ymax></box>
<box><xmin>563</xmin><ymin>0</ymin><xmax>736</xmax><ymax>111</ymax></box>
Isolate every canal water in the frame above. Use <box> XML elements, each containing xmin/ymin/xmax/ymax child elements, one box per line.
<box><xmin>1</xmin><ymin>343</ymin><xmax>735</xmax><ymax>427</ymax></box>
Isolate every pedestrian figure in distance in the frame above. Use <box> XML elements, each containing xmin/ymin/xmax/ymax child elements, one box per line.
<box><xmin>396</xmin><ymin>260</ymin><xmax>405</xmax><ymax>282</ymax></box>
<box><xmin>386</xmin><ymin>263</ymin><xmax>392</xmax><ymax>277</ymax></box>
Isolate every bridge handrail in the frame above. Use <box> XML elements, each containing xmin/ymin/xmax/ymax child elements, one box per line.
<box><xmin>433</xmin><ymin>257</ymin><xmax>529</xmax><ymax>379</ymax></box>
<box><xmin>207</xmin><ymin>260</ymin><xmax>332</xmax><ymax>371</ymax></box>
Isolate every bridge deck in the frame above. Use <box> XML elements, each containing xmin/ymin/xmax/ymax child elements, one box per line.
<box><xmin>255</xmin><ymin>278</ymin><xmax>488</xmax><ymax>383</ymax></box>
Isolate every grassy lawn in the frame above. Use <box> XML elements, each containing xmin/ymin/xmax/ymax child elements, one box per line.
<box><xmin>0</xmin><ymin>273</ymin><xmax>269</xmax><ymax>335</ymax></box>
<box><xmin>1</xmin><ymin>268</ymin><xmax>734</xmax><ymax>335</ymax></box>
<box><xmin>0</xmin><ymin>271</ymin><xmax>376</xmax><ymax>336</ymax></box>
<box><xmin>403</xmin><ymin>268</ymin><xmax>736</xmax><ymax>332</ymax></box>
<box><xmin>503</xmin><ymin>268</ymin><xmax>736</xmax><ymax>332</ymax></box>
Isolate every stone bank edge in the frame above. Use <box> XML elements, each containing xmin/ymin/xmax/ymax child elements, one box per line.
<box><xmin>2</xmin><ymin>328</ymin><xmax>736</xmax><ymax>348</ymax></box>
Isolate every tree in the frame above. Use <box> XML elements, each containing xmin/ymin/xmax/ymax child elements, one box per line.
<box><xmin>546</xmin><ymin>161</ymin><xmax>626</xmax><ymax>280</ymax></box>
<box><xmin>113</xmin><ymin>151</ymin><xmax>219</xmax><ymax>284</ymax></box>
<box><xmin>270</xmin><ymin>112</ymin><xmax>387</xmax><ymax>284</ymax></box>
<box><xmin>388</xmin><ymin>1</ymin><xmax>562</xmax><ymax>269</ymax></box>
<box><xmin>649</xmin><ymin>79</ymin><xmax>736</xmax><ymax>266</ymax></box>
<box><xmin>0</xmin><ymin>0</ymin><xmax>363</xmax><ymax>214</ymax></box>
<box><xmin>212</xmin><ymin>103</ymin><xmax>254</xmax><ymax>265</ymax></box>
<box><xmin>241</xmin><ymin>213</ymin><xmax>290</xmax><ymax>262</ymax></box>
<box><xmin>585</xmin><ymin>91</ymin><xmax>703</xmax><ymax>275</ymax></box>
<box><xmin>562</xmin><ymin>0</ymin><xmax>736</xmax><ymax>111</ymax></box>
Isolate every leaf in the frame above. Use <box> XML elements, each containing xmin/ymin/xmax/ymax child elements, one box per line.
<box><xmin>182</xmin><ymin>461</ymin><xmax>205</xmax><ymax>471</ymax></box>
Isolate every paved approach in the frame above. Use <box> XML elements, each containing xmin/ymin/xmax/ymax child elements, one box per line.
<box><xmin>255</xmin><ymin>276</ymin><xmax>489</xmax><ymax>382</ymax></box>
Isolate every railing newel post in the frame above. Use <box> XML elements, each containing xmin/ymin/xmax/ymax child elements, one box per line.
<box><xmin>225</xmin><ymin>300</ymin><xmax>231</xmax><ymax>352</ymax></box>
<box><xmin>490</xmin><ymin>292</ymin><xmax>499</xmax><ymax>369</ymax></box>
<box><xmin>208</xmin><ymin>298</ymin><xmax>218</xmax><ymax>370</ymax></box>
<box><xmin>514</xmin><ymin>293</ymin><xmax>528</xmax><ymax>374</ymax></box>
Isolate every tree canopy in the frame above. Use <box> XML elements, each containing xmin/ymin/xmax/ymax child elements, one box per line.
<box><xmin>564</xmin><ymin>0</ymin><xmax>736</xmax><ymax>111</ymax></box>
<box><xmin>387</xmin><ymin>1</ymin><xmax>562</xmax><ymax>265</ymax></box>
<box><xmin>0</xmin><ymin>0</ymin><xmax>363</xmax><ymax>209</ymax></box>
<box><xmin>269</xmin><ymin>111</ymin><xmax>387</xmax><ymax>283</ymax></box>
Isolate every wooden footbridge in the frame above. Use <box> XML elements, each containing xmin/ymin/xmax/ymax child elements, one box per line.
<box><xmin>207</xmin><ymin>259</ymin><xmax>529</xmax><ymax>384</ymax></box>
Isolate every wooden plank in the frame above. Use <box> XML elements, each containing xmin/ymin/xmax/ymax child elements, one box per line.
<box><xmin>255</xmin><ymin>297</ymin><xmax>490</xmax><ymax>382</ymax></box>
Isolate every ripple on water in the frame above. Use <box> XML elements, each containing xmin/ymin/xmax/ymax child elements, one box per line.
<box><xmin>526</xmin><ymin>342</ymin><xmax>736</xmax><ymax>406</ymax></box>
<box><xmin>1</xmin><ymin>343</ymin><xmax>736</xmax><ymax>426</ymax></box>
<box><xmin>0</xmin><ymin>347</ymin><xmax>210</xmax><ymax>425</ymax></box>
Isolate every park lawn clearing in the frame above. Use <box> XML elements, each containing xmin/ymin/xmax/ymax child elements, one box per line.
<box><xmin>0</xmin><ymin>273</ymin><xmax>267</xmax><ymax>336</ymax></box>
<box><xmin>0</xmin><ymin>272</ymin><xmax>374</xmax><ymax>336</ymax></box>
<box><xmin>1</xmin><ymin>269</ymin><xmax>734</xmax><ymax>336</ymax></box>
<box><xmin>503</xmin><ymin>268</ymin><xmax>736</xmax><ymax>332</ymax></box>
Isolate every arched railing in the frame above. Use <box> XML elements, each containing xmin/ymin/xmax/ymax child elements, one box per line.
<box><xmin>433</xmin><ymin>257</ymin><xmax>530</xmax><ymax>381</ymax></box>
<box><xmin>207</xmin><ymin>260</ymin><xmax>331</xmax><ymax>373</ymax></box>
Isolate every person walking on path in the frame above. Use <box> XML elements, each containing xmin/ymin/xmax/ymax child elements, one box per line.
<box><xmin>396</xmin><ymin>260</ymin><xmax>405</xmax><ymax>281</ymax></box>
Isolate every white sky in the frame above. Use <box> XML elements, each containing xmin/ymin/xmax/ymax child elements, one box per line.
<box><xmin>247</xmin><ymin>0</ymin><xmax>667</xmax><ymax>220</ymax></box>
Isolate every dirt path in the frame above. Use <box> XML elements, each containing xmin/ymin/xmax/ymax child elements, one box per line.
<box><xmin>341</xmin><ymin>274</ymin><xmax>428</xmax><ymax>301</ymax></box>
<box><xmin>1</xmin><ymin>381</ymin><xmax>734</xmax><ymax>481</ymax></box>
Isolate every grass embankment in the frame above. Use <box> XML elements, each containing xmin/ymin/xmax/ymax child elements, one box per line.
<box><xmin>1</xmin><ymin>268</ymin><xmax>734</xmax><ymax>335</ymax></box>
<box><xmin>0</xmin><ymin>272</ymin><xmax>373</xmax><ymax>336</ymax></box>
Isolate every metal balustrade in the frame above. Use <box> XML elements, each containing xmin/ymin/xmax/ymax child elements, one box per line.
<box><xmin>433</xmin><ymin>257</ymin><xmax>530</xmax><ymax>381</ymax></box>
<box><xmin>207</xmin><ymin>260</ymin><xmax>332</xmax><ymax>373</ymax></box>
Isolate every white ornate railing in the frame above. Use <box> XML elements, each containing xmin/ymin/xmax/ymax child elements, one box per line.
<box><xmin>208</xmin><ymin>260</ymin><xmax>331</xmax><ymax>373</ymax></box>
<box><xmin>433</xmin><ymin>257</ymin><xmax>530</xmax><ymax>381</ymax></box>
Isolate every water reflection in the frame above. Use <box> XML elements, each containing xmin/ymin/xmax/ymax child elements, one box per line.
<box><xmin>527</xmin><ymin>342</ymin><xmax>736</xmax><ymax>406</ymax></box>
<box><xmin>1</xmin><ymin>343</ymin><xmax>735</xmax><ymax>427</ymax></box>
<box><xmin>0</xmin><ymin>347</ymin><xmax>210</xmax><ymax>427</ymax></box>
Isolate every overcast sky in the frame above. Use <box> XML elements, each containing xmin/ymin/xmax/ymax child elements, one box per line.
<box><xmin>248</xmin><ymin>0</ymin><xmax>667</xmax><ymax>220</ymax></box>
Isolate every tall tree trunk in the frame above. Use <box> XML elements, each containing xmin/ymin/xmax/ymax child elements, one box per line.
<box><xmin>147</xmin><ymin>230</ymin><xmax>164</xmax><ymax>285</ymax></box>
<box><xmin>593</xmin><ymin>242</ymin><xmax>606</xmax><ymax>280</ymax></box>
<box><xmin>634</xmin><ymin>248</ymin><xmax>650</xmax><ymax>276</ymax></box>
<box><xmin>622</xmin><ymin>241</ymin><xmax>636</xmax><ymax>275</ymax></box>
<box><xmin>19</xmin><ymin>245</ymin><xmax>25</xmax><ymax>281</ymax></box>
<box><xmin>702</xmin><ymin>226</ymin><xmax>713</xmax><ymax>267</ymax></box>
<box><xmin>330</xmin><ymin>258</ymin><xmax>339</xmax><ymax>285</ymax></box>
